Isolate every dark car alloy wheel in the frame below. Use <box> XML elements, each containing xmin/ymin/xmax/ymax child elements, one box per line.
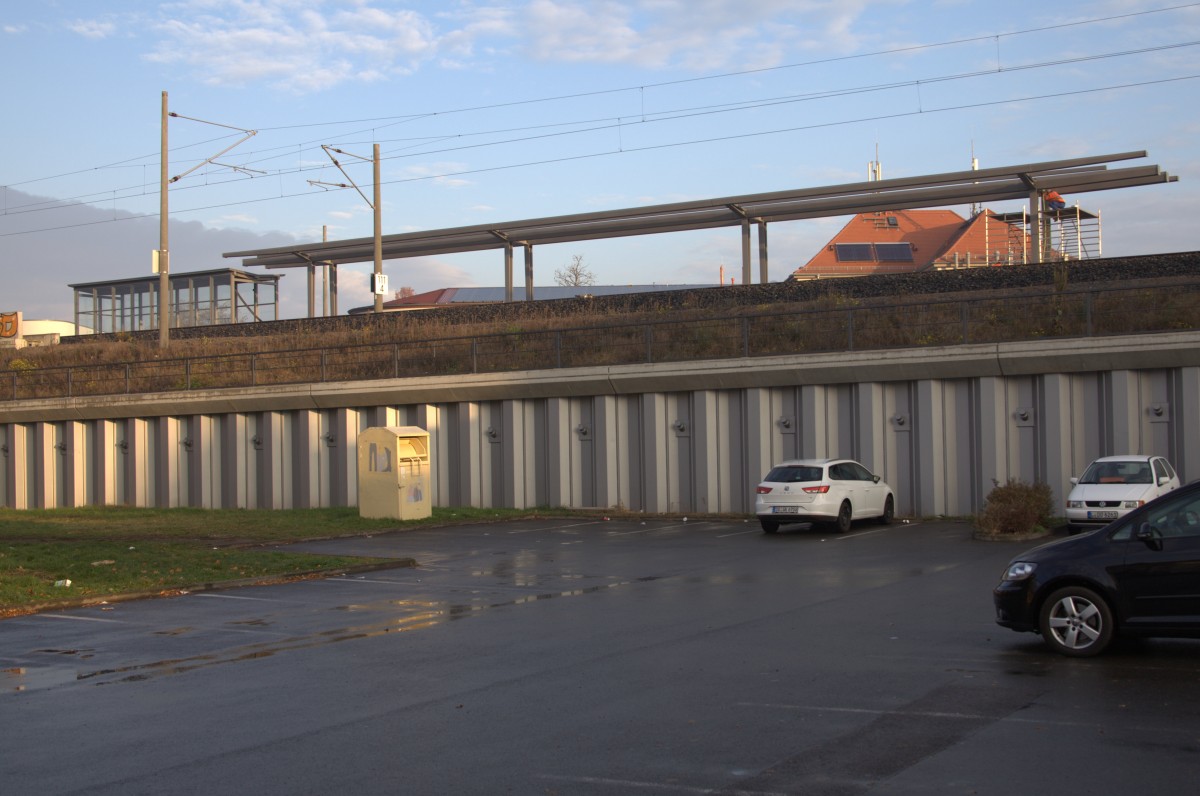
<box><xmin>1038</xmin><ymin>586</ymin><xmax>1114</xmax><ymax>657</ymax></box>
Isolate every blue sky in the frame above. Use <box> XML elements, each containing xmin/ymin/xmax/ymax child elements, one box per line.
<box><xmin>2</xmin><ymin>1</ymin><xmax>1198</xmax><ymax>321</ymax></box>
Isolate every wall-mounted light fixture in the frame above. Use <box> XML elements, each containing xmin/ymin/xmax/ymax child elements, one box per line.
<box><xmin>892</xmin><ymin>414</ymin><xmax>909</xmax><ymax>429</ymax></box>
<box><xmin>251</xmin><ymin>435</ymin><xmax>263</xmax><ymax>450</ymax></box>
<box><xmin>1149</xmin><ymin>403</ymin><xmax>1170</xmax><ymax>423</ymax></box>
<box><xmin>54</xmin><ymin>442</ymin><xmax>68</xmax><ymax>454</ymax></box>
<box><xmin>778</xmin><ymin>416</ymin><xmax>793</xmax><ymax>431</ymax></box>
<box><xmin>1014</xmin><ymin>408</ymin><xmax>1035</xmax><ymax>427</ymax></box>
<box><xmin>485</xmin><ymin>426</ymin><xmax>501</xmax><ymax>443</ymax></box>
<box><xmin>321</xmin><ymin>432</ymin><xmax>336</xmax><ymax>447</ymax></box>
<box><xmin>117</xmin><ymin>440</ymin><xmax>129</xmax><ymax>453</ymax></box>
<box><xmin>181</xmin><ymin>438</ymin><xmax>194</xmax><ymax>452</ymax></box>
<box><xmin>576</xmin><ymin>423</ymin><xmax>590</xmax><ymax>439</ymax></box>
<box><xmin>672</xmin><ymin>420</ymin><xmax>687</xmax><ymax>434</ymax></box>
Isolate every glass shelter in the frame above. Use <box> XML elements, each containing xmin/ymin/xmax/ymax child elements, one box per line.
<box><xmin>70</xmin><ymin>268</ymin><xmax>280</xmax><ymax>335</ymax></box>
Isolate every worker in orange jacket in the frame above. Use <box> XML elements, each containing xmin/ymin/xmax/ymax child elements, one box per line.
<box><xmin>1044</xmin><ymin>190</ymin><xmax>1066</xmax><ymax>211</ymax></box>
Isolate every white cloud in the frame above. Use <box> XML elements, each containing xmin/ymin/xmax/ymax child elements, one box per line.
<box><xmin>403</xmin><ymin>162</ymin><xmax>473</xmax><ymax>188</ymax></box>
<box><xmin>68</xmin><ymin>19</ymin><xmax>117</xmax><ymax>39</ymax></box>
<box><xmin>133</xmin><ymin>0</ymin><xmax>893</xmax><ymax>93</ymax></box>
<box><xmin>4</xmin><ymin>24</ymin><xmax>29</xmax><ymax>34</ymax></box>
<box><xmin>145</xmin><ymin>1</ymin><xmax>438</xmax><ymax>92</ymax></box>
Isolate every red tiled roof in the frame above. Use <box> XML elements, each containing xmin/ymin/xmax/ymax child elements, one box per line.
<box><xmin>793</xmin><ymin>209</ymin><xmax>1032</xmax><ymax>278</ymax></box>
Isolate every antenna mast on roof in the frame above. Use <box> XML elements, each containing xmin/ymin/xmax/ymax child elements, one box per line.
<box><xmin>969</xmin><ymin>143</ymin><xmax>980</xmax><ymax>216</ymax></box>
<box><xmin>868</xmin><ymin>144</ymin><xmax>882</xmax><ymax>182</ymax></box>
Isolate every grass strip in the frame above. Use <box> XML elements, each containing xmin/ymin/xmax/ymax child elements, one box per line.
<box><xmin>0</xmin><ymin>505</ymin><xmax>579</xmax><ymax>615</ymax></box>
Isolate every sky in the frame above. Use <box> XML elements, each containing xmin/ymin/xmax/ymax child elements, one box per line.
<box><xmin>2</xmin><ymin>0</ymin><xmax>1198</xmax><ymax>322</ymax></box>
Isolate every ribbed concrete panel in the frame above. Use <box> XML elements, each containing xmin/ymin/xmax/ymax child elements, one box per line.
<box><xmin>3</xmin><ymin>424</ymin><xmax>32</xmax><ymax>509</ymax></box>
<box><xmin>1040</xmin><ymin>374</ymin><xmax>1075</xmax><ymax>509</ymax></box>
<box><xmin>591</xmin><ymin>395</ymin><xmax>624</xmax><ymax>510</ymax></box>
<box><xmin>1174</xmin><ymin>367</ymin><xmax>1200</xmax><ymax>479</ymax></box>
<box><xmin>640</xmin><ymin>394</ymin><xmax>669</xmax><ymax>512</ymax></box>
<box><xmin>452</xmin><ymin>403</ymin><xmax>483</xmax><ymax>508</ymax></box>
<box><xmin>289</xmin><ymin>410</ymin><xmax>317</xmax><ymax>509</ymax></box>
<box><xmin>64</xmin><ymin>420</ymin><xmax>86</xmax><ymax>508</ymax></box>
<box><xmin>154</xmin><ymin>416</ymin><xmax>183</xmax><ymax>508</ymax></box>
<box><xmin>668</xmin><ymin>392</ymin><xmax>692</xmax><ymax>515</ymax></box>
<box><xmin>501</xmin><ymin>398</ymin><xmax>538</xmax><ymax>509</ymax></box>
<box><xmin>544</xmin><ymin>397</ymin><xmax>570</xmax><ymax>508</ymax></box>
<box><xmin>34</xmin><ymin>422</ymin><xmax>56</xmax><ymax>509</ymax></box>
<box><xmin>256</xmin><ymin>411</ymin><xmax>292</xmax><ymax>509</ymax></box>
<box><xmin>743</xmin><ymin>388</ymin><xmax>777</xmax><ymax>495</ymax></box>
<box><xmin>414</xmin><ymin>404</ymin><xmax>446</xmax><ymax>508</ymax></box>
<box><xmin>189</xmin><ymin>415</ymin><xmax>217</xmax><ymax>509</ymax></box>
<box><xmin>221</xmin><ymin>414</ymin><xmax>251</xmax><ymax>509</ymax></box>
<box><xmin>3</xmin><ymin>333</ymin><xmax>1199</xmax><ymax>516</ymax></box>
<box><xmin>329</xmin><ymin>408</ymin><xmax>359</xmax><ymax>507</ymax></box>
<box><xmin>93</xmin><ymin>420</ymin><xmax>118</xmax><ymax>506</ymax></box>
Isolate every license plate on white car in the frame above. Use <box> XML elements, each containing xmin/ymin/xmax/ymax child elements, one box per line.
<box><xmin>772</xmin><ymin>506</ymin><xmax>799</xmax><ymax>514</ymax></box>
<box><xmin>1088</xmin><ymin>510</ymin><xmax>1118</xmax><ymax>520</ymax></box>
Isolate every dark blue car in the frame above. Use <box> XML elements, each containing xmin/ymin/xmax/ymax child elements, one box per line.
<box><xmin>994</xmin><ymin>478</ymin><xmax>1200</xmax><ymax>656</ymax></box>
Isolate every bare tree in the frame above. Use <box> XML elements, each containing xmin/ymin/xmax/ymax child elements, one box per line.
<box><xmin>554</xmin><ymin>254</ymin><xmax>596</xmax><ymax>287</ymax></box>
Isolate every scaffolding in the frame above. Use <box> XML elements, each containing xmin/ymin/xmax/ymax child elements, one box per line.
<box><xmin>991</xmin><ymin>206</ymin><xmax>1102</xmax><ymax>264</ymax></box>
<box><xmin>69</xmin><ymin>268</ymin><xmax>280</xmax><ymax>336</ymax></box>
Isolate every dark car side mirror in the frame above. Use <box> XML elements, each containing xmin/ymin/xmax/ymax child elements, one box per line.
<box><xmin>872</xmin><ymin>475</ymin><xmax>880</xmax><ymax>483</ymax></box>
<box><xmin>1136</xmin><ymin>522</ymin><xmax>1163</xmax><ymax>550</ymax></box>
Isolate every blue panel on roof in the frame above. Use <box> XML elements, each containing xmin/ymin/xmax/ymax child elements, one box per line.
<box><xmin>835</xmin><ymin>243</ymin><xmax>874</xmax><ymax>262</ymax></box>
<box><xmin>874</xmin><ymin>243</ymin><xmax>914</xmax><ymax>262</ymax></box>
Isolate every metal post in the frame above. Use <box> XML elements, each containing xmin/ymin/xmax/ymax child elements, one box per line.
<box><xmin>159</xmin><ymin>91</ymin><xmax>170</xmax><ymax>348</ymax></box>
<box><xmin>373</xmin><ymin>143</ymin><xmax>383</xmax><ymax>313</ymax></box>
<box><xmin>741</xmin><ymin>219</ymin><xmax>752</xmax><ymax>286</ymax></box>
<box><xmin>524</xmin><ymin>244</ymin><xmax>534</xmax><ymax>302</ymax></box>
<box><xmin>505</xmin><ymin>243</ymin><xmax>514</xmax><ymax>303</ymax></box>
<box><xmin>757</xmin><ymin>220</ymin><xmax>769</xmax><ymax>284</ymax></box>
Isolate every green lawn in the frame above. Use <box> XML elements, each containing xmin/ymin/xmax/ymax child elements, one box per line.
<box><xmin>0</xmin><ymin>505</ymin><xmax>573</xmax><ymax>615</ymax></box>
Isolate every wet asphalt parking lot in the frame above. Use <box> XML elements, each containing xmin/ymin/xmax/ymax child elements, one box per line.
<box><xmin>2</xmin><ymin>516</ymin><xmax>1199</xmax><ymax>795</ymax></box>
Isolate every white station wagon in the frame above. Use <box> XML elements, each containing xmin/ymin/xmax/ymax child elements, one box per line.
<box><xmin>754</xmin><ymin>458</ymin><xmax>894</xmax><ymax>534</ymax></box>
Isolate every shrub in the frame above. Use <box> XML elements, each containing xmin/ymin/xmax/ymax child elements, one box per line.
<box><xmin>978</xmin><ymin>478</ymin><xmax>1054</xmax><ymax>536</ymax></box>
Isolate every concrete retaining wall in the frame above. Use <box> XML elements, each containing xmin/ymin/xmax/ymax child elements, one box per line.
<box><xmin>4</xmin><ymin>331</ymin><xmax>1200</xmax><ymax>516</ymax></box>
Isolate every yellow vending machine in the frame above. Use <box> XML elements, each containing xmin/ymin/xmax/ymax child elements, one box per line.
<box><xmin>357</xmin><ymin>426</ymin><xmax>432</xmax><ymax>520</ymax></box>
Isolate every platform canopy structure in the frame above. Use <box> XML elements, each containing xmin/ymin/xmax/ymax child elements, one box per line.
<box><xmin>224</xmin><ymin>150</ymin><xmax>1176</xmax><ymax>309</ymax></box>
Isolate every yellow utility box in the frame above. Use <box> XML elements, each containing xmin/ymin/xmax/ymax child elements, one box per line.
<box><xmin>357</xmin><ymin>426</ymin><xmax>432</xmax><ymax>520</ymax></box>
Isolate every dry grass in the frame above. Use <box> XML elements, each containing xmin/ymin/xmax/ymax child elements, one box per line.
<box><xmin>4</xmin><ymin>278</ymin><xmax>1199</xmax><ymax>401</ymax></box>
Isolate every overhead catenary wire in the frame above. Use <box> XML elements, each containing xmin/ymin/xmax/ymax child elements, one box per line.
<box><xmin>2</xmin><ymin>35</ymin><xmax>1197</xmax><ymax>223</ymax></box>
<box><xmin>3</xmin><ymin>2</ymin><xmax>1197</xmax><ymax>196</ymax></box>
<box><xmin>2</xmin><ymin>73</ymin><xmax>1193</xmax><ymax>240</ymax></box>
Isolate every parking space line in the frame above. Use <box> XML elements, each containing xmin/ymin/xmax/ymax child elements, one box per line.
<box><xmin>717</xmin><ymin>528</ymin><xmax>761</xmax><ymax>538</ymax></box>
<box><xmin>735</xmin><ymin>701</ymin><xmax>1192</xmax><ymax>734</ymax></box>
<box><xmin>538</xmin><ymin>773</ymin><xmax>789</xmax><ymax>795</ymax></box>
<box><xmin>508</xmin><ymin>521</ymin><xmax>599</xmax><ymax>534</ymax></box>
<box><xmin>34</xmin><ymin>613</ymin><xmax>125</xmax><ymax>624</ymax></box>
<box><xmin>191</xmin><ymin>593</ymin><xmax>286</xmax><ymax>602</ymax></box>
<box><xmin>324</xmin><ymin>577</ymin><xmax>423</xmax><ymax>585</ymax></box>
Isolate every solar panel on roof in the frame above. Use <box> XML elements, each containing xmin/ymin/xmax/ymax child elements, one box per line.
<box><xmin>835</xmin><ymin>243</ymin><xmax>874</xmax><ymax>262</ymax></box>
<box><xmin>874</xmin><ymin>243</ymin><xmax>914</xmax><ymax>262</ymax></box>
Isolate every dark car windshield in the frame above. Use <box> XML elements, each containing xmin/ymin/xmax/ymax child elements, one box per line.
<box><xmin>765</xmin><ymin>465</ymin><xmax>823</xmax><ymax>483</ymax></box>
<box><xmin>1079</xmin><ymin>461</ymin><xmax>1152</xmax><ymax>485</ymax></box>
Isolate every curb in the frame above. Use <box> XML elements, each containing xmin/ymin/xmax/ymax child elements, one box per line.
<box><xmin>2</xmin><ymin>558</ymin><xmax>417</xmax><ymax>620</ymax></box>
<box><xmin>972</xmin><ymin>528</ymin><xmax>1055</xmax><ymax>542</ymax></box>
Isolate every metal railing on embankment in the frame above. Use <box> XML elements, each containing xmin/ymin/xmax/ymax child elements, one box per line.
<box><xmin>4</xmin><ymin>280</ymin><xmax>1199</xmax><ymax>401</ymax></box>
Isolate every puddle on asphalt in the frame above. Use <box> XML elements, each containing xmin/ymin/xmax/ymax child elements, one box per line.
<box><xmin>42</xmin><ymin>574</ymin><xmax>669</xmax><ymax>688</ymax></box>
